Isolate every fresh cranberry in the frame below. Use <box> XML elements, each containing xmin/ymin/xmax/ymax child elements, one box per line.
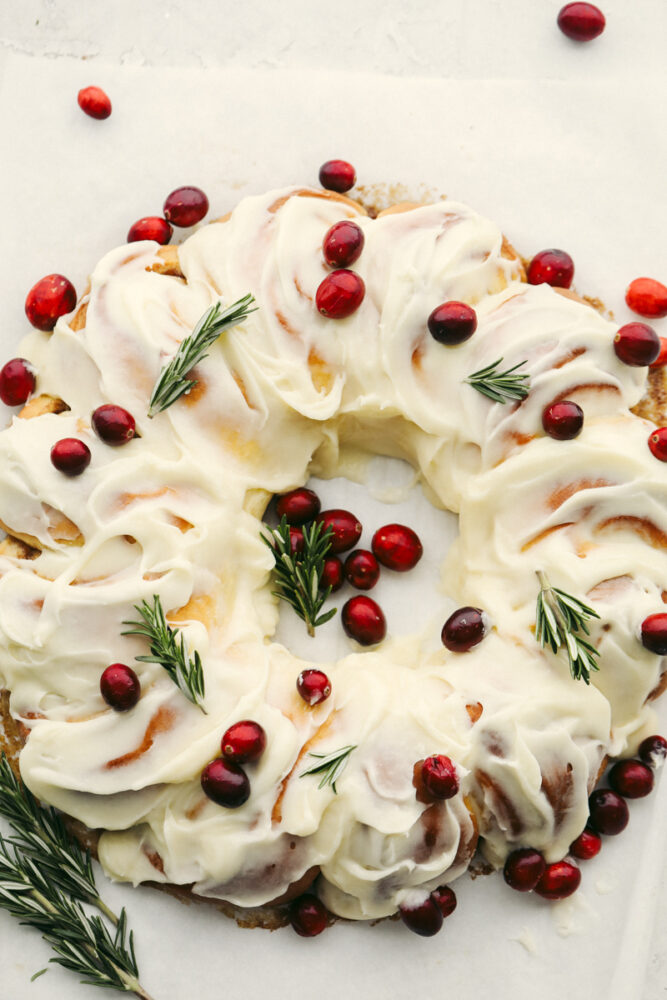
<box><xmin>588</xmin><ymin>788</ymin><xmax>629</xmax><ymax>835</ymax></box>
<box><xmin>648</xmin><ymin>428</ymin><xmax>667</xmax><ymax>462</ymax></box>
<box><xmin>289</xmin><ymin>526</ymin><xmax>305</xmax><ymax>555</ymax></box>
<box><xmin>427</xmin><ymin>301</ymin><xmax>477</xmax><ymax>345</ymax></box>
<box><xmin>201</xmin><ymin>757</ymin><xmax>250</xmax><ymax>808</ymax></box>
<box><xmin>321</xmin><ymin>556</ymin><xmax>345</xmax><ymax>592</ymax></box>
<box><xmin>163</xmin><ymin>186</ymin><xmax>209</xmax><ymax>228</ymax></box>
<box><xmin>527</xmin><ymin>249</ymin><xmax>575</xmax><ymax>288</ymax></box>
<box><xmin>650</xmin><ymin>338</ymin><xmax>667</xmax><ymax>369</ymax></box>
<box><xmin>641</xmin><ymin>612</ymin><xmax>667</xmax><ymax>653</ymax></box>
<box><xmin>25</xmin><ymin>274</ymin><xmax>77</xmax><ymax>331</ymax></box>
<box><xmin>77</xmin><ymin>85</ymin><xmax>112</xmax><ymax>119</ymax></box>
<box><xmin>127</xmin><ymin>217</ymin><xmax>173</xmax><ymax>245</ymax></box>
<box><xmin>322</xmin><ymin>220</ymin><xmax>365</xmax><ymax>268</ymax></box>
<box><xmin>431</xmin><ymin>886</ymin><xmax>457</xmax><ymax>918</ymax></box>
<box><xmin>100</xmin><ymin>663</ymin><xmax>141</xmax><ymax>711</ymax></box>
<box><xmin>542</xmin><ymin>400</ymin><xmax>584</xmax><ymax>440</ymax></box>
<box><xmin>221</xmin><ymin>720</ymin><xmax>267</xmax><ymax>764</ymax></box>
<box><xmin>296</xmin><ymin>669</ymin><xmax>331</xmax><ymax>706</ymax></box>
<box><xmin>316</xmin><ymin>270</ymin><xmax>365</xmax><ymax>319</ymax></box>
<box><xmin>276</xmin><ymin>487</ymin><xmax>321</xmax><ymax>525</ymax></box>
<box><xmin>534</xmin><ymin>860</ymin><xmax>581</xmax><ymax>900</ymax></box>
<box><xmin>609</xmin><ymin>759</ymin><xmax>654</xmax><ymax>798</ymax></box>
<box><xmin>570</xmin><ymin>827</ymin><xmax>602</xmax><ymax>860</ymax></box>
<box><xmin>315</xmin><ymin>509</ymin><xmax>362</xmax><ymax>554</ymax></box>
<box><xmin>420</xmin><ymin>755</ymin><xmax>459</xmax><ymax>800</ymax></box>
<box><xmin>318</xmin><ymin>160</ymin><xmax>356</xmax><ymax>193</ymax></box>
<box><xmin>0</xmin><ymin>358</ymin><xmax>36</xmax><ymax>406</ymax></box>
<box><xmin>344</xmin><ymin>549</ymin><xmax>380</xmax><ymax>590</ymax></box>
<box><xmin>557</xmin><ymin>3</ymin><xmax>606</xmax><ymax>41</ymax></box>
<box><xmin>92</xmin><ymin>404</ymin><xmax>136</xmax><ymax>445</ymax></box>
<box><xmin>342</xmin><ymin>596</ymin><xmax>386</xmax><ymax>645</ymax></box>
<box><xmin>399</xmin><ymin>894</ymin><xmax>443</xmax><ymax>937</ymax></box>
<box><xmin>614</xmin><ymin>322</ymin><xmax>660</xmax><ymax>366</ymax></box>
<box><xmin>638</xmin><ymin>735</ymin><xmax>667</xmax><ymax>767</ymax></box>
<box><xmin>50</xmin><ymin>438</ymin><xmax>91</xmax><ymax>476</ymax></box>
<box><xmin>371</xmin><ymin>523</ymin><xmax>423</xmax><ymax>572</ymax></box>
<box><xmin>503</xmin><ymin>848</ymin><xmax>546</xmax><ymax>891</ymax></box>
<box><xmin>289</xmin><ymin>893</ymin><xmax>328</xmax><ymax>937</ymax></box>
<box><xmin>441</xmin><ymin>607</ymin><xmax>486</xmax><ymax>652</ymax></box>
<box><xmin>625</xmin><ymin>277</ymin><xmax>667</xmax><ymax>319</ymax></box>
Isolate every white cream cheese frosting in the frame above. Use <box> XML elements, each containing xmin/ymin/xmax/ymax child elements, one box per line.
<box><xmin>0</xmin><ymin>186</ymin><xmax>665</xmax><ymax>921</ymax></box>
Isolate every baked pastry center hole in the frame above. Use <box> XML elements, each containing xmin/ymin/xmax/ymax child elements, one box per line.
<box><xmin>272</xmin><ymin>456</ymin><xmax>460</xmax><ymax>663</ymax></box>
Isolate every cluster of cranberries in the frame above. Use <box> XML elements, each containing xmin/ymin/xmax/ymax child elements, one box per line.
<box><xmin>275</xmin><ymin>485</ymin><xmax>423</xmax><ymax>652</ymax></box>
<box><xmin>127</xmin><ymin>184</ymin><xmax>209</xmax><ymax>246</ymax></box>
<box><xmin>316</xmin><ymin>160</ymin><xmax>365</xmax><ymax>321</ymax></box>
<box><xmin>201</xmin><ymin>720</ymin><xmax>267</xmax><ymax>809</ymax></box>
<box><xmin>503</xmin><ymin>732</ymin><xmax>666</xmax><ymax>902</ymax></box>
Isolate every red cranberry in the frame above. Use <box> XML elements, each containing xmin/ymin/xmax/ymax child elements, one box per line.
<box><xmin>289</xmin><ymin>526</ymin><xmax>305</xmax><ymax>555</ymax></box>
<box><xmin>569</xmin><ymin>827</ymin><xmax>602</xmax><ymax>861</ymax></box>
<box><xmin>399</xmin><ymin>894</ymin><xmax>443</xmax><ymax>937</ymax></box>
<box><xmin>77</xmin><ymin>85</ymin><xmax>112</xmax><ymax>119</ymax></box>
<box><xmin>341</xmin><ymin>595</ymin><xmax>386</xmax><ymax>646</ymax></box>
<box><xmin>316</xmin><ymin>270</ymin><xmax>365</xmax><ymax>319</ymax></box>
<box><xmin>289</xmin><ymin>893</ymin><xmax>328</xmax><ymax>937</ymax></box>
<box><xmin>626</xmin><ymin>277</ymin><xmax>667</xmax><ymax>319</ymax></box>
<box><xmin>315</xmin><ymin>509</ymin><xmax>362</xmax><ymax>554</ymax></box>
<box><xmin>503</xmin><ymin>848</ymin><xmax>546</xmax><ymax>891</ymax></box>
<box><xmin>427</xmin><ymin>301</ymin><xmax>477</xmax><ymax>345</ymax></box>
<box><xmin>297</xmin><ymin>669</ymin><xmax>331</xmax><ymax>706</ymax></box>
<box><xmin>323</xmin><ymin>220</ymin><xmax>365</xmax><ymax>268</ymax></box>
<box><xmin>527</xmin><ymin>249</ymin><xmax>575</xmax><ymax>288</ymax></box>
<box><xmin>163</xmin><ymin>186</ymin><xmax>209</xmax><ymax>228</ymax></box>
<box><xmin>50</xmin><ymin>438</ymin><xmax>91</xmax><ymax>476</ymax></box>
<box><xmin>318</xmin><ymin>160</ymin><xmax>356</xmax><ymax>193</ymax></box>
<box><xmin>371</xmin><ymin>523</ymin><xmax>423</xmax><ymax>572</ymax></box>
<box><xmin>431</xmin><ymin>886</ymin><xmax>457</xmax><ymax>918</ymax></box>
<box><xmin>609</xmin><ymin>759</ymin><xmax>654</xmax><ymax>798</ymax></box>
<box><xmin>0</xmin><ymin>358</ymin><xmax>36</xmax><ymax>406</ymax></box>
<box><xmin>648</xmin><ymin>428</ymin><xmax>667</xmax><ymax>462</ymax></box>
<box><xmin>321</xmin><ymin>556</ymin><xmax>345</xmax><ymax>592</ymax></box>
<box><xmin>557</xmin><ymin>3</ymin><xmax>606</xmax><ymax>41</ymax></box>
<box><xmin>542</xmin><ymin>400</ymin><xmax>584</xmax><ymax>440</ymax></box>
<box><xmin>221</xmin><ymin>720</ymin><xmax>267</xmax><ymax>764</ymax></box>
<box><xmin>534</xmin><ymin>860</ymin><xmax>581</xmax><ymax>900</ymax></box>
<box><xmin>640</xmin><ymin>612</ymin><xmax>667</xmax><ymax>653</ymax></box>
<box><xmin>201</xmin><ymin>757</ymin><xmax>250</xmax><ymax>808</ymax></box>
<box><xmin>100</xmin><ymin>663</ymin><xmax>141</xmax><ymax>711</ymax></box>
<box><xmin>92</xmin><ymin>404</ymin><xmax>136</xmax><ymax>445</ymax></box>
<box><xmin>276</xmin><ymin>487</ymin><xmax>321</xmax><ymax>525</ymax></box>
<box><xmin>614</xmin><ymin>322</ymin><xmax>660</xmax><ymax>366</ymax></box>
<box><xmin>420</xmin><ymin>755</ymin><xmax>459</xmax><ymax>800</ymax></box>
<box><xmin>25</xmin><ymin>274</ymin><xmax>77</xmax><ymax>332</ymax></box>
<box><xmin>638</xmin><ymin>735</ymin><xmax>667</xmax><ymax>767</ymax></box>
<box><xmin>127</xmin><ymin>217</ymin><xmax>173</xmax><ymax>245</ymax></box>
<box><xmin>650</xmin><ymin>338</ymin><xmax>667</xmax><ymax>369</ymax></box>
<box><xmin>588</xmin><ymin>788</ymin><xmax>629</xmax><ymax>835</ymax></box>
<box><xmin>344</xmin><ymin>549</ymin><xmax>380</xmax><ymax>590</ymax></box>
<box><xmin>441</xmin><ymin>607</ymin><xmax>486</xmax><ymax>653</ymax></box>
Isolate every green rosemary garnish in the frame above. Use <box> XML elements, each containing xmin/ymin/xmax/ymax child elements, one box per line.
<box><xmin>148</xmin><ymin>293</ymin><xmax>257</xmax><ymax>416</ymax></box>
<box><xmin>535</xmin><ymin>571</ymin><xmax>601</xmax><ymax>684</ymax></box>
<box><xmin>261</xmin><ymin>516</ymin><xmax>337</xmax><ymax>636</ymax></box>
<box><xmin>122</xmin><ymin>595</ymin><xmax>206</xmax><ymax>712</ymax></box>
<box><xmin>464</xmin><ymin>356</ymin><xmax>530</xmax><ymax>403</ymax></box>
<box><xmin>0</xmin><ymin>757</ymin><xmax>152</xmax><ymax>998</ymax></box>
<box><xmin>300</xmin><ymin>745</ymin><xmax>357</xmax><ymax>794</ymax></box>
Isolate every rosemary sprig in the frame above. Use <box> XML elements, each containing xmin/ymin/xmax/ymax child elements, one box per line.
<box><xmin>261</xmin><ymin>516</ymin><xmax>337</xmax><ymax>636</ymax></box>
<box><xmin>464</xmin><ymin>356</ymin><xmax>530</xmax><ymax>403</ymax></box>
<box><xmin>300</xmin><ymin>745</ymin><xmax>357</xmax><ymax>794</ymax></box>
<box><xmin>0</xmin><ymin>844</ymin><xmax>153</xmax><ymax>998</ymax></box>
<box><xmin>148</xmin><ymin>293</ymin><xmax>257</xmax><ymax>416</ymax></box>
<box><xmin>122</xmin><ymin>594</ymin><xmax>206</xmax><ymax>712</ymax></box>
<box><xmin>0</xmin><ymin>756</ymin><xmax>118</xmax><ymax>926</ymax></box>
<box><xmin>535</xmin><ymin>570</ymin><xmax>601</xmax><ymax>684</ymax></box>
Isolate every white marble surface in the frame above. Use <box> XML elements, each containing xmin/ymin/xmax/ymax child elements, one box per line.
<box><xmin>0</xmin><ymin>2</ymin><xmax>665</xmax><ymax>999</ymax></box>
